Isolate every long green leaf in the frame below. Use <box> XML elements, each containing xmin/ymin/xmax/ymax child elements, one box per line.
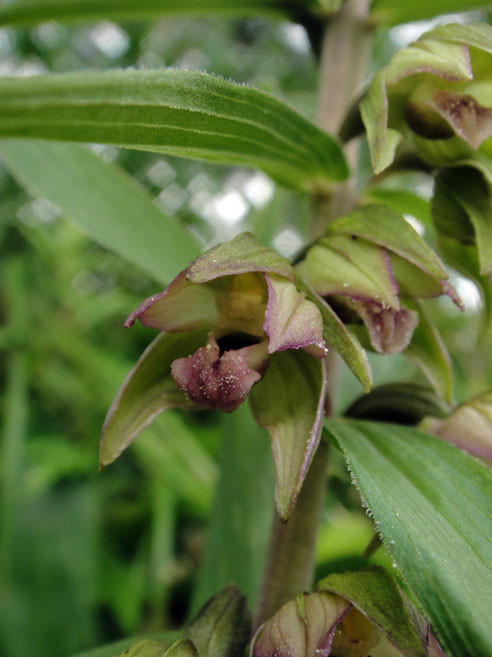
<box><xmin>0</xmin><ymin>0</ymin><xmax>314</xmax><ymax>26</ymax></box>
<box><xmin>370</xmin><ymin>0</ymin><xmax>492</xmax><ymax>26</ymax></box>
<box><xmin>72</xmin><ymin>631</ymin><xmax>179</xmax><ymax>657</ymax></box>
<box><xmin>0</xmin><ymin>140</ymin><xmax>200</xmax><ymax>284</ymax></box>
<box><xmin>190</xmin><ymin>403</ymin><xmax>274</xmax><ymax>615</ymax></box>
<box><xmin>0</xmin><ymin>69</ymin><xmax>348</xmax><ymax>191</ymax></box>
<box><xmin>325</xmin><ymin>418</ymin><xmax>492</xmax><ymax>657</ymax></box>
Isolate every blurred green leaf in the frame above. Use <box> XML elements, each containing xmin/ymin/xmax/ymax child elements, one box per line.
<box><xmin>0</xmin><ymin>69</ymin><xmax>348</xmax><ymax>191</ymax></box>
<box><xmin>370</xmin><ymin>0</ymin><xmax>492</xmax><ymax>26</ymax></box>
<box><xmin>0</xmin><ymin>0</ymin><xmax>315</xmax><ymax>26</ymax></box>
<box><xmin>0</xmin><ymin>140</ymin><xmax>200</xmax><ymax>284</ymax></box>
<box><xmin>191</xmin><ymin>404</ymin><xmax>274</xmax><ymax>615</ymax></box>
<box><xmin>325</xmin><ymin>418</ymin><xmax>492</xmax><ymax>657</ymax></box>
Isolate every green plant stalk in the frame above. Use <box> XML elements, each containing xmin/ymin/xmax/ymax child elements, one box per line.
<box><xmin>254</xmin><ymin>0</ymin><xmax>372</xmax><ymax>626</ymax></box>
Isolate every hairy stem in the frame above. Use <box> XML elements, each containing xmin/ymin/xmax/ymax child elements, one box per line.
<box><xmin>254</xmin><ymin>0</ymin><xmax>372</xmax><ymax>626</ymax></box>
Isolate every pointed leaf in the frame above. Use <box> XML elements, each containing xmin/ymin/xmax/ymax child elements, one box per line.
<box><xmin>422</xmin><ymin>391</ymin><xmax>492</xmax><ymax>462</ymax></box>
<box><xmin>0</xmin><ymin>140</ymin><xmax>200</xmax><ymax>284</ymax></box>
<box><xmin>100</xmin><ymin>330</ymin><xmax>208</xmax><ymax>467</ymax></box>
<box><xmin>0</xmin><ymin>69</ymin><xmax>348</xmax><ymax>192</ymax></box>
<box><xmin>325</xmin><ymin>418</ymin><xmax>492</xmax><ymax>657</ymax></box>
<box><xmin>330</xmin><ymin>204</ymin><xmax>447</xmax><ymax>279</ymax></box>
<box><xmin>250</xmin><ymin>350</ymin><xmax>327</xmax><ymax>519</ymax></box>
<box><xmin>188</xmin><ymin>232</ymin><xmax>293</xmax><ymax>283</ymax></box>
<box><xmin>0</xmin><ymin>0</ymin><xmax>314</xmax><ymax>26</ymax></box>
<box><xmin>318</xmin><ymin>566</ymin><xmax>428</xmax><ymax>657</ymax></box>
<box><xmin>117</xmin><ymin>641</ymin><xmax>169</xmax><ymax>657</ymax></box>
<box><xmin>405</xmin><ymin>303</ymin><xmax>454</xmax><ymax>404</ymax></box>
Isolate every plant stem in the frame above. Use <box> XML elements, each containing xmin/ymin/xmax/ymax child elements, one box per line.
<box><xmin>254</xmin><ymin>0</ymin><xmax>372</xmax><ymax>626</ymax></box>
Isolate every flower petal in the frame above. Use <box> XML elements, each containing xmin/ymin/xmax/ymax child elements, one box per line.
<box><xmin>263</xmin><ymin>274</ymin><xmax>326</xmax><ymax>356</ymax></box>
<box><xmin>347</xmin><ymin>300</ymin><xmax>419</xmax><ymax>354</ymax></box>
<box><xmin>125</xmin><ymin>269</ymin><xmax>219</xmax><ymax>332</ymax></box>
<box><xmin>187</xmin><ymin>231</ymin><xmax>294</xmax><ymax>283</ymax></box>
<box><xmin>100</xmin><ymin>330</ymin><xmax>208</xmax><ymax>467</ymax></box>
<box><xmin>300</xmin><ymin>234</ymin><xmax>400</xmax><ymax>310</ymax></box>
<box><xmin>172</xmin><ymin>333</ymin><xmax>267</xmax><ymax>413</ymax></box>
<box><xmin>250</xmin><ymin>349</ymin><xmax>327</xmax><ymax>519</ymax></box>
<box><xmin>252</xmin><ymin>593</ymin><xmax>349</xmax><ymax>657</ymax></box>
<box><xmin>428</xmin><ymin>90</ymin><xmax>492</xmax><ymax>150</ymax></box>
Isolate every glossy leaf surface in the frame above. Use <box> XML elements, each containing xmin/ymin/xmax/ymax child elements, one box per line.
<box><xmin>325</xmin><ymin>418</ymin><xmax>492</xmax><ymax>657</ymax></box>
<box><xmin>0</xmin><ymin>69</ymin><xmax>348</xmax><ymax>191</ymax></box>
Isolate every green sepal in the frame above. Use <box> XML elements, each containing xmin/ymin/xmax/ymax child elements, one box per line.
<box><xmin>250</xmin><ymin>349</ymin><xmax>327</xmax><ymax>520</ymax></box>
<box><xmin>100</xmin><ymin>330</ymin><xmax>208</xmax><ymax>467</ymax></box>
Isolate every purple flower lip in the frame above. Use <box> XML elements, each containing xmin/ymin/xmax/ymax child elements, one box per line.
<box><xmin>171</xmin><ymin>332</ymin><xmax>269</xmax><ymax>413</ymax></box>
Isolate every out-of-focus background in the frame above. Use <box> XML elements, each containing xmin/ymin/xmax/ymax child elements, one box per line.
<box><xmin>0</xmin><ymin>10</ymin><xmax>490</xmax><ymax>657</ymax></box>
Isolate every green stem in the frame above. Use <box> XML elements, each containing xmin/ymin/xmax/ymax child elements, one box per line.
<box><xmin>254</xmin><ymin>0</ymin><xmax>372</xmax><ymax>626</ymax></box>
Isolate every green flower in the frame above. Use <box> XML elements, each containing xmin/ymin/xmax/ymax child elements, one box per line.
<box><xmin>100</xmin><ymin>232</ymin><xmax>329</xmax><ymax>519</ymax></box>
<box><xmin>361</xmin><ymin>22</ymin><xmax>492</xmax><ymax>178</ymax></box>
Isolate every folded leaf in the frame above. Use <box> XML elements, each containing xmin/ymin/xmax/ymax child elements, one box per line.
<box><xmin>100</xmin><ymin>330</ymin><xmax>208</xmax><ymax>467</ymax></box>
<box><xmin>0</xmin><ymin>0</ymin><xmax>314</xmax><ymax>26</ymax></box>
<box><xmin>325</xmin><ymin>418</ymin><xmax>492</xmax><ymax>657</ymax></box>
<box><xmin>318</xmin><ymin>566</ymin><xmax>429</xmax><ymax>657</ymax></box>
<box><xmin>0</xmin><ymin>140</ymin><xmax>200</xmax><ymax>284</ymax></box>
<box><xmin>0</xmin><ymin>69</ymin><xmax>348</xmax><ymax>192</ymax></box>
<box><xmin>250</xmin><ymin>350</ymin><xmax>327</xmax><ymax>519</ymax></box>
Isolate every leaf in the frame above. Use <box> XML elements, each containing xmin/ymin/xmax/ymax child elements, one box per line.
<box><xmin>190</xmin><ymin>404</ymin><xmax>274</xmax><ymax>614</ymax></box>
<box><xmin>318</xmin><ymin>566</ymin><xmax>428</xmax><ymax>657</ymax></box>
<box><xmin>100</xmin><ymin>330</ymin><xmax>208</xmax><ymax>468</ymax></box>
<box><xmin>118</xmin><ymin>640</ymin><xmax>169</xmax><ymax>657</ymax></box>
<box><xmin>0</xmin><ymin>140</ymin><xmax>200</xmax><ymax>284</ymax></box>
<box><xmin>0</xmin><ymin>0</ymin><xmax>314</xmax><ymax>26</ymax></box>
<box><xmin>71</xmin><ymin>632</ymin><xmax>180</xmax><ymax>657</ymax></box>
<box><xmin>0</xmin><ymin>69</ymin><xmax>348</xmax><ymax>192</ymax></box>
<box><xmin>250</xmin><ymin>350</ymin><xmax>327</xmax><ymax>519</ymax></box>
<box><xmin>433</xmin><ymin>168</ymin><xmax>492</xmax><ymax>276</ymax></box>
<box><xmin>330</xmin><ymin>204</ymin><xmax>447</xmax><ymax>279</ymax></box>
<box><xmin>370</xmin><ymin>1</ymin><xmax>492</xmax><ymax>27</ymax></box>
<box><xmin>404</xmin><ymin>303</ymin><xmax>454</xmax><ymax>404</ymax></box>
<box><xmin>325</xmin><ymin>418</ymin><xmax>492</xmax><ymax>657</ymax></box>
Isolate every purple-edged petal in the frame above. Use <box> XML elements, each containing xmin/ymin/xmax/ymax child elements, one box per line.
<box><xmin>251</xmin><ymin>593</ymin><xmax>349</xmax><ymax>657</ymax></box>
<box><xmin>125</xmin><ymin>269</ymin><xmax>220</xmax><ymax>332</ymax></box>
<box><xmin>263</xmin><ymin>274</ymin><xmax>326</xmax><ymax>357</ymax></box>
<box><xmin>423</xmin><ymin>391</ymin><xmax>492</xmax><ymax>462</ymax></box>
<box><xmin>428</xmin><ymin>90</ymin><xmax>492</xmax><ymax>150</ymax></box>
<box><xmin>250</xmin><ymin>349</ymin><xmax>327</xmax><ymax>519</ymax></box>
<box><xmin>347</xmin><ymin>300</ymin><xmax>419</xmax><ymax>355</ymax></box>
<box><xmin>172</xmin><ymin>333</ymin><xmax>268</xmax><ymax>413</ymax></box>
<box><xmin>187</xmin><ymin>231</ymin><xmax>294</xmax><ymax>283</ymax></box>
<box><xmin>100</xmin><ymin>330</ymin><xmax>208</xmax><ymax>467</ymax></box>
<box><xmin>300</xmin><ymin>234</ymin><xmax>400</xmax><ymax>310</ymax></box>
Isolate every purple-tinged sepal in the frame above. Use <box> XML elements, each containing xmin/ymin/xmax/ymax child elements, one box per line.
<box><xmin>421</xmin><ymin>391</ymin><xmax>492</xmax><ymax>463</ymax></box>
<box><xmin>251</xmin><ymin>593</ymin><xmax>349</xmax><ymax>657</ymax></box>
